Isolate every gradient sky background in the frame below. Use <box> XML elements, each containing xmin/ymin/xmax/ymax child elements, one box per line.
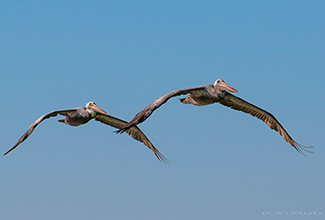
<box><xmin>1</xmin><ymin>1</ymin><xmax>324</xmax><ymax>219</ymax></box>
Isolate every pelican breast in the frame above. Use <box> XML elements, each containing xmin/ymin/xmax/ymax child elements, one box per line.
<box><xmin>63</xmin><ymin>108</ymin><xmax>93</xmax><ymax>126</ymax></box>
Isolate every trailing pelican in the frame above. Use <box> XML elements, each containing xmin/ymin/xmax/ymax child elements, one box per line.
<box><xmin>4</xmin><ymin>102</ymin><xmax>169</xmax><ymax>164</ymax></box>
<box><xmin>116</xmin><ymin>79</ymin><xmax>313</xmax><ymax>156</ymax></box>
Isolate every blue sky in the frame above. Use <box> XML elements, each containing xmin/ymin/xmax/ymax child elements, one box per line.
<box><xmin>1</xmin><ymin>0</ymin><xmax>324</xmax><ymax>219</ymax></box>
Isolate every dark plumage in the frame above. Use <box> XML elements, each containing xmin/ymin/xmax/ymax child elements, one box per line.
<box><xmin>117</xmin><ymin>79</ymin><xmax>313</xmax><ymax>156</ymax></box>
<box><xmin>4</xmin><ymin>102</ymin><xmax>169</xmax><ymax>164</ymax></box>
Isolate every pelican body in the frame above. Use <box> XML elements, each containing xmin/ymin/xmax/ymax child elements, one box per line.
<box><xmin>57</xmin><ymin>102</ymin><xmax>105</xmax><ymax>126</ymax></box>
<box><xmin>4</xmin><ymin>102</ymin><xmax>169</xmax><ymax>164</ymax></box>
<box><xmin>117</xmin><ymin>79</ymin><xmax>313</xmax><ymax>156</ymax></box>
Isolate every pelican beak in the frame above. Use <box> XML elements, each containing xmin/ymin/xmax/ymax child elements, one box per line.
<box><xmin>221</xmin><ymin>81</ymin><xmax>238</xmax><ymax>93</ymax></box>
<box><xmin>92</xmin><ymin>103</ymin><xmax>107</xmax><ymax>115</ymax></box>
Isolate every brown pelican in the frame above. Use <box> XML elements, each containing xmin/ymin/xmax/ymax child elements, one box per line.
<box><xmin>4</xmin><ymin>102</ymin><xmax>169</xmax><ymax>164</ymax></box>
<box><xmin>116</xmin><ymin>79</ymin><xmax>313</xmax><ymax>156</ymax></box>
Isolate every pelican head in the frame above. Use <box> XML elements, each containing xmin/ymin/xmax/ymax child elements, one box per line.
<box><xmin>86</xmin><ymin>101</ymin><xmax>107</xmax><ymax>115</ymax></box>
<box><xmin>214</xmin><ymin>79</ymin><xmax>238</xmax><ymax>93</ymax></box>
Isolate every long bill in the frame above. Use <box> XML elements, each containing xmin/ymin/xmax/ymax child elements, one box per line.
<box><xmin>221</xmin><ymin>81</ymin><xmax>238</xmax><ymax>93</ymax></box>
<box><xmin>92</xmin><ymin>103</ymin><xmax>107</xmax><ymax>115</ymax></box>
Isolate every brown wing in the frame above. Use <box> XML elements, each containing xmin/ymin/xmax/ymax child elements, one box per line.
<box><xmin>218</xmin><ymin>92</ymin><xmax>313</xmax><ymax>156</ymax></box>
<box><xmin>116</xmin><ymin>86</ymin><xmax>207</xmax><ymax>133</ymax></box>
<box><xmin>95</xmin><ymin>113</ymin><xmax>170</xmax><ymax>164</ymax></box>
<box><xmin>4</xmin><ymin>109</ymin><xmax>77</xmax><ymax>155</ymax></box>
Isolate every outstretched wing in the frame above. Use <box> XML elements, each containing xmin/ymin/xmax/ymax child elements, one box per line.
<box><xmin>4</xmin><ymin>109</ymin><xmax>77</xmax><ymax>155</ymax></box>
<box><xmin>95</xmin><ymin>113</ymin><xmax>170</xmax><ymax>164</ymax></box>
<box><xmin>117</xmin><ymin>86</ymin><xmax>207</xmax><ymax>133</ymax></box>
<box><xmin>218</xmin><ymin>92</ymin><xmax>313</xmax><ymax>156</ymax></box>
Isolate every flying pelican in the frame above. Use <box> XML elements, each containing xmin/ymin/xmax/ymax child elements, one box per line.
<box><xmin>116</xmin><ymin>79</ymin><xmax>313</xmax><ymax>156</ymax></box>
<box><xmin>4</xmin><ymin>101</ymin><xmax>169</xmax><ymax>164</ymax></box>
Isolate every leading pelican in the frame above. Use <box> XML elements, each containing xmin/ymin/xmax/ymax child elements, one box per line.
<box><xmin>116</xmin><ymin>79</ymin><xmax>313</xmax><ymax>156</ymax></box>
<box><xmin>4</xmin><ymin>102</ymin><xmax>169</xmax><ymax>164</ymax></box>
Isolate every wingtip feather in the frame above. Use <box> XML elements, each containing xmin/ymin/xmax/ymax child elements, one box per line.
<box><xmin>293</xmin><ymin>141</ymin><xmax>314</xmax><ymax>157</ymax></box>
<box><xmin>155</xmin><ymin>151</ymin><xmax>171</xmax><ymax>165</ymax></box>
